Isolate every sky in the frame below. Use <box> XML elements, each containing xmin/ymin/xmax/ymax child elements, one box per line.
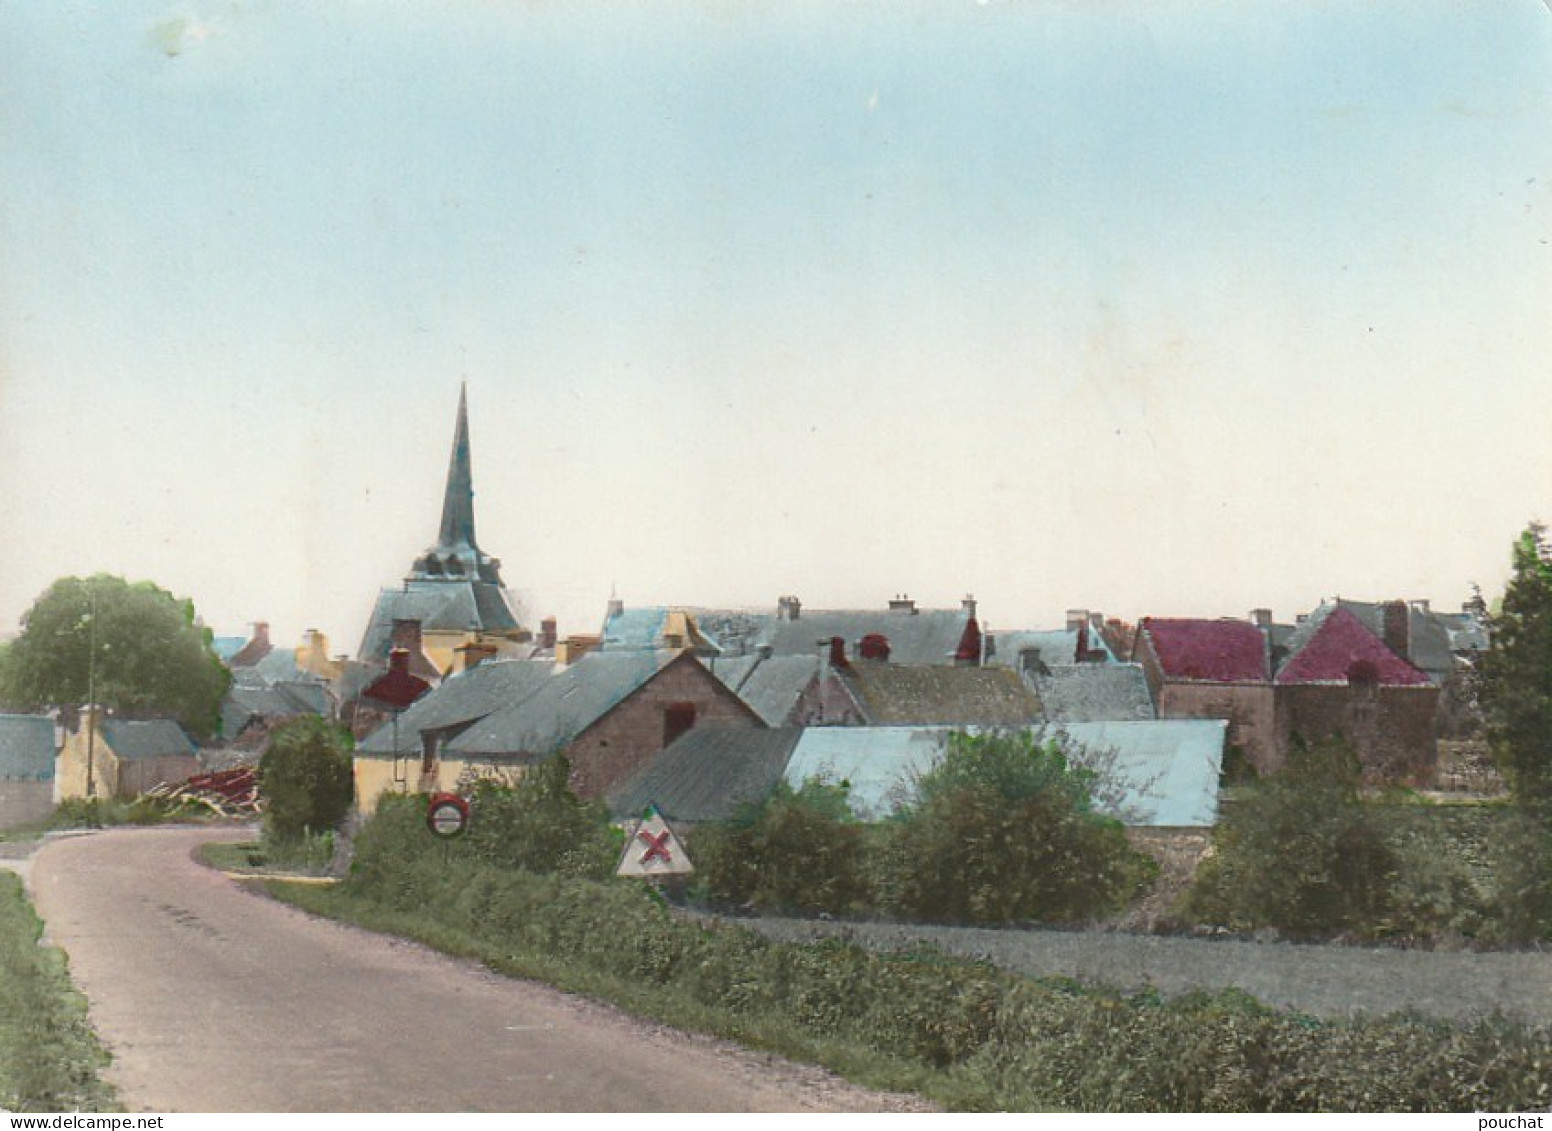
<box><xmin>2</xmin><ymin>1</ymin><xmax>1549</xmax><ymax>654</ymax></box>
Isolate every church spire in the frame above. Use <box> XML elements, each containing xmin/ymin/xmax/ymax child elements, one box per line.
<box><xmin>409</xmin><ymin>385</ymin><xmax>504</xmax><ymax>586</ymax></box>
<box><xmin>437</xmin><ymin>383</ymin><xmax>478</xmax><ymax>552</ymax></box>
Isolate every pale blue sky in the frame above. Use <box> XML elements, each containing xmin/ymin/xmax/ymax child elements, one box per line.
<box><xmin>2</xmin><ymin>1</ymin><xmax>1549</xmax><ymax>650</ymax></box>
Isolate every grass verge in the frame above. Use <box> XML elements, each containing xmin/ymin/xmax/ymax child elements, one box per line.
<box><xmin>0</xmin><ymin>871</ymin><xmax>115</xmax><ymax>1112</ymax></box>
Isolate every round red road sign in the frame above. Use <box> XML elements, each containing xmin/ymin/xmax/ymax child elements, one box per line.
<box><xmin>426</xmin><ymin>792</ymin><xmax>470</xmax><ymax>838</ymax></box>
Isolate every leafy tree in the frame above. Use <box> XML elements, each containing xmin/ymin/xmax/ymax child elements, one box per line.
<box><xmin>0</xmin><ymin>574</ymin><xmax>230</xmax><ymax>739</ymax></box>
<box><xmin>258</xmin><ymin>716</ymin><xmax>355</xmax><ymax>841</ymax></box>
<box><xmin>690</xmin><ymin>776</ymin><xmax>870</xmax><ymax>915</ymax></box>
<box><xmin>875</xmin><ymin>730</ymin><xmax>1156</xmax><ymax>925</ymax></box>
<box><xmin>1480</xmin><ymin>523</ymin><xmax>1552</xmax><ymax>810</ymax></box>
<box><xmin>1183</xmin><ymin>738</ymin><xmax>1398</xmax><ymax>939</ymax></box>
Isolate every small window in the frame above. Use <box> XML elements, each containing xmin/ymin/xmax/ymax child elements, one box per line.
<box><xmin>663</xmin><ymin>702</ymin><xmax>697</xmax><ymax>747</ymax></box>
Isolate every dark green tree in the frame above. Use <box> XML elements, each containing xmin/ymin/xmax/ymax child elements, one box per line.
<box><xmin>0</xmin><ymin>575</ymin><xmax>230</xmax><ymax>739</ymax></box>
<box><xmin>1480</xmin><ymin>523</ymin><xmax>1552</xmax><ymax>810</ymax></box>
<box><xmin>462</xmin><ymin>756</ymin><xmax>619</xmax><ymax>879</ymax></box>
<box><xmin>875</xmin><ymin>730</ymin><xmax>1156</xmax><ymax>925</ymax></box>
<box><xmin>258</xmin><ymin>716</ymin><xmax>355</xmax><ymax>841</ymax></box>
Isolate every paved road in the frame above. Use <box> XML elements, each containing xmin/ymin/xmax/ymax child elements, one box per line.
<box><xmin>27</xmin><ymin>826</ymin><xmax>923</xmax><ymax>1113</ymax></box>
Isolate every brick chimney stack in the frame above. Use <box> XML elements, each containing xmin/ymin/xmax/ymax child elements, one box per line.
<box><xmin>1381</xmin><ymin>600</ymin><xmax>1410</xmax><ymax>660</ymax></box>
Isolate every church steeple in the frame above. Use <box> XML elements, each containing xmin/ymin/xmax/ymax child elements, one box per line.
<box><xmin>409</xmin><ymin>386</ymin><xmax>505</xmax><ymax>586</ymax></box>
<box><xmin>437</xmin><ymin>383</ymin><xmax>478</xmax><ymax>552</ymax></box>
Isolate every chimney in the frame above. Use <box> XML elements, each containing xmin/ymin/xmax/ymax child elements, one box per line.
<box><xmin>778</xmin><ymin>595</ymin><xmax>802</xmax><ymax>621</ymax></box>
<box><xmin>387</xmin><ymin>648</ymin><xmax>411</xmax><ymax>675</ymax></box>
<box><xmin>1066</xmin><ymin>609</ymin><xmax>1089</xmax><ymax>633</ymax></box>
<box><xmin>454</xmin><ymin>640</ymin><xmax>499</xmax><ymax>673</ymax></box>
<box><xmin>606</xmin><ymin>596</ymin><xmax>624</xmax><ymax>620</ymax></box>
<box><xmin>252</xmin><ymin>622</ymin><xmax>271</xmax><ymax>647</ymax></box>
<box><xmin>889</xmin><ymin>594</ymin><xmax>917</xmax><ymax>615</ymax></box>
<box><xmin>1382</xmin><ymin>600</ymin><xmax>1410</xmax><ymax>659</ymax></box>
<box><xmin>1250</xmin><ymin>608</ymin><xmax>1273</xmax><ymax>629</ymax></box>
<box><xmin>391</xmin><ymin>618</ymin><xmax>425</xmax><ymax>653</ymax></box>
<box><xmin>1409</xmin><ymin>598</ymin><xmax>1431</xmax><ymax>615</ymax></box>
<box><xmin>826</xmin><ymin>636</ymin><xmax>849</xmax><ymax>668</ymax></box>
<box><xmin>859</xmin><ymin>633</ymin><xmax>891</xmax><ymax>661</ymax></box>
<box><xmin>539</xmin><ymin>617</ymin><xmax>558</xmax><ymax>650</ymax></box>
<box><xmin>961</xmin><ymin>594</ymin><xmax>977</xmax><ymax>617</ymax></box>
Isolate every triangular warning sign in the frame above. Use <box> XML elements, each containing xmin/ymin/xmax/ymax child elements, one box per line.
<box><xmin>616</xmin><ymin>804</ymin><xmax>693</xmax><ymax>877</ymax></box>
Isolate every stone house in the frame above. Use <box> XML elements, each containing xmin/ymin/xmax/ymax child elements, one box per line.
<box><xmin>1132</xmin><ymin>617</ymin><xmax>1278</xmax><ymax>774</ymax></box>
<box><xmin>439</xmin><ymin>649</ymin><xmax>766</xmax><ymax>802</ymax></box>
<box><xmin>1274</xmin><ymin>604</ymin><xmax>1439</xmax><ymax>783</ymax></box>
<box><xmin>57</xmin><ymin>710</ymin><xmax>199</xmax><ymax>800</ymax></box>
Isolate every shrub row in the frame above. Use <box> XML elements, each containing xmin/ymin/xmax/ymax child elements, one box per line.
<box><xmin>333</xmin><ymin>794</ymin><xmax>1552</xmax><ymax>1112</ymax></box>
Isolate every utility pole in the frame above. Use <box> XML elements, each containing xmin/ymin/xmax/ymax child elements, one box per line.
<box><xmin>85</xmin><ymin>585</ymin><xmax>97</xmax><ymax>800</ymax></box>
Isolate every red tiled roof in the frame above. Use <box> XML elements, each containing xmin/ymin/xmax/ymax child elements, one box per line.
<box><xmin>1141</xmin><ymin>618</ymin><xmax>1269</xmax><ymax>683</ymax></box>
<box><xmin>1275</xmin><ymin>606</ymin><xmax>1432</xmax><ymax>686</ymax></box>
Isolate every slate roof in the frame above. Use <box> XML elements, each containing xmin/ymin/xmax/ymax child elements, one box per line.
<box><xmin>606</xmin><ymin>726</ymin><xmax>803</xmax><ymax>823</ymax></box>
<box><xmin>221</xmin><ymin>680</ymin><xmax>330</xmax><ymax>740</ymax></box>
<box><xmin>694</xmin><ymin>606</ymin><xmax>974</xmax><ymax>666</ymax></box>
<box><xmin>0</xmin><ymin>716</ymin><xmax>55</xmax><ymax>780</ymax></box>
<box><xmin>708</xmin><ymin>653</ymin><xmax>821</xmax><ymax>726</ymax></box>
<box><xmin>358</xmin><ymin>580</ymin><xmax>521</xmax><ymax>663</ymax></box>
<box><xmin>840</xmin><ymin>662</ymin><xmax>1044</xmax><ymax>727</ymax></box>
<box><xmin>782</xmin><ymin>722</ymin><xmax>1225</xmax><ymax>827</ymax></box>
<box><xmin>100</xmin><ymin>719</ymin><xmax>198</xmax><ymax>760</ymax></box>
<box><xmin>357</xmin><ymin>659</ymin><xmax>557</xmax><ymax>754</ymax></box>
<box><xmin>1052</xmin><ymin>720</ymin><xmax>1226</xmax><ymax>827</ymax></box>
<box><xmin>1275</xmin><ymin>606</ymin><xmax>1433</xmax><ymax>687</ymax></box>
<box><xmin>783</xmin><ymin>728</ymin><xmax>949</xmax><ymax>820</ymax></box>
<box><xmin>987</xmin><ymin>629</ymin><xmax>1079</xmax><ymax>669</ymax></box>
<box><xmin>600</xmin><ymin>607</ymin><xmax>719</xmax><ymax>655</ymax></box>
<box><xmin>445</xmin><ymin>650</ymin><xmax>683</xmax><ymax>759</ymax></box>
<box><xmin>1332</xmin><ymin>599</ymin><xmax>1457</xmax><ymax>679</ymax></box>
<box><xmin>1139</xmin><ymin>618</ymin><xmax>1269</xmax><ymax>683</ymax></box>
<box><xmin>1034</xmin><ymin>664</ymin><xmax>1155</xmax><ymax>722</ymax></box>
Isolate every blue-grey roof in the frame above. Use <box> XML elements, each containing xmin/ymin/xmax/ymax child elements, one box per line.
<box><xmin>1051</xmin><ymin>720</ymin><xmax>1225</xmax><ymax>827</ymax></box>
<box><xmin>783</xmin><ymin>721</ymin><xmax>1224</xmax><ymax>828</ymax></box>
<box><xmin>601</xmin><ymin>607</ymin><xmax>670</xmax><ymax>650</ymax></box>
<box><xmin>695</xmin><ymin>607</ymin><xmax>973</xmax><ymax>666</ymax></box>
<box><xmin>987</xmin><ymin>629</ymin><xmax>1080</xmax><ymax>669</ymax></box>
<box><xmin>783</xmin><ymin>728</ymin><xmax>950</xmax><ymax>820</ymax></box>
<box><xmin>221</xmin><ymin>679</ymin><xmax>332</xmax><ymax>739</ymax></box>
<box><xmin>1034</xmin><ymin>664</ymin><xmax>1155</xmax><ymax>722</ymax></box>
<box><xmin>606</xmin><ymin>727</ymin><xmax>803</xmax><ymax>823</ymax></box>
<box><xmin>0</xmin><ymin>715</ymin><xmax>55</xmax><ymax>781</ymax></box>
<box><xmin>211</xmin><ymin>636</ymin><xmax>247</xmax><ymax>662</ymax></box>
<box><xmin>101</xmin><ymin>719</ymin><xmax>198</xmax><ymax>760</ymax></box>
<box><xmin>445</xmin><ymin>650</ymin><xmax>681</xmax><ymax>758</ymax></box>
<box><xmin>358</xmin><ymin>658</ymin><xmax>557</xmax><ymax>754</ymax></box>
<box><xmin>709</xmin><ymin>654</ymin><xmax>820</xmax><ymax>726</ymax></box>
<box><xmin>359</xmin><ymin>580</ymin><xmax>521</xmax><ymax>662</ymax></box>
<box><xmin>1329</xmin><ymin>599</ymin><xmax>1455</xmax><ymax>681</ymax></box>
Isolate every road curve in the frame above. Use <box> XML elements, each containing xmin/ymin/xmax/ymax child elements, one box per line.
<box><xmin>28</xmin><ymin>826</ymin><xmax>923</xmax><ymax>1113</ymax></box>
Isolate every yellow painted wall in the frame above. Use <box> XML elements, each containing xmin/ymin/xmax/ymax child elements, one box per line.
<box><xmin>353</xmin><ymin>753</ymin><xmax>526</xmax><ymax>814</ymax></box>
<box><xmin>57</xmin><ymin>721</ymin><xmax>119</xmax><ymax>800</ymax></box>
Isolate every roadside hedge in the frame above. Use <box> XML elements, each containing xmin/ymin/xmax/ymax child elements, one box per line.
<box><xmin>324</xmin><ymin>793</ymin><xmax>1552</xmax><ymax>1112</ymax></box>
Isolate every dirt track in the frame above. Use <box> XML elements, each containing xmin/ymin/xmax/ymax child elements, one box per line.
<box><xmin>25</xmin><ymin>826</ymin><xmax>927</xmax><ymax>1113</ymax></box>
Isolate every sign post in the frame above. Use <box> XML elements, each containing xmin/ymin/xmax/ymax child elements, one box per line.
<box><xmin>426</xmin><ymin>792</ymin><xmax>470</xmax><ymax>838</ymax></box>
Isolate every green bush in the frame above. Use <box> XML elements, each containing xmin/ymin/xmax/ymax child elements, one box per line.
<box><xmin>258</xmin><ymin>716</ymin><xmax>355</xmax><ymax>842</ymax></box>
<box><xmin>1184</xmin><ymin>739</ymin><xmax>1400</xmax><ymax>939</ymax></box>
<box><xmin>461</xmin><ymin>756</ymin><xmax>620</xmax><ymax>879</ymax></box>
<box><xmin>873</xmin><ymin>730</ymin><xmax>1157</xmax><ymax>924</ymax></box>
<box><xmin>1484</xmin><ymin>806</ymin><xmax>1552</xmax><ymax>943</ymax></box>
<box><xmin>689</xmin><ymin>777</ymin><xmax>870</xmax><ymax>915</ymax></box>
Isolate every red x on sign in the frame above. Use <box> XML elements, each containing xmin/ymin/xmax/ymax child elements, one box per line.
<box><xmin>638</xmin><ymin>827</ymin><xmax>672</xmax><ymax>865</ymax></box>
